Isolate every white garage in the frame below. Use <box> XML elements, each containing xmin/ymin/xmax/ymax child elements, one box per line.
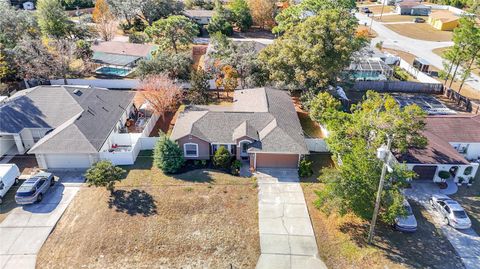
<box><xmin>42</xmin><ymin>154</ymin><xmax>93</xmax><ymax>169</ymax></box>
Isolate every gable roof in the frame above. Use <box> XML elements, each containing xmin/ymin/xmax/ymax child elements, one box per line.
<box><xmin>0</xmin><ymin>87</ymin><xmax>83</xmax><ymax>134</ymax></box>
<box><xmin>0</xmin><ymin>86</ymin><xmax>135</xmax><ymax>154</ymax></box>
<box><xmin>398</xmin><ymin>115</ymin><xmax>480</xmax><ymax>165</ymax></box>
<box><xmin>171</xmin><ymin>88</ymin><xmax>308</xmax><ymax>154</ymax></box>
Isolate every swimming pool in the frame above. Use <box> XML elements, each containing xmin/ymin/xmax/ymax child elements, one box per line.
<box><xmin>95</xmin><ymin>66</ymin><xmax>132</xmax><ymax>77</ymax></box>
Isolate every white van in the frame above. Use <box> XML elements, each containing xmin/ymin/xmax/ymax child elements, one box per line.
<box><xmin>0</xmin><ymin>164</ymin><xmax>20</xmax><ymax>204</ymax></box>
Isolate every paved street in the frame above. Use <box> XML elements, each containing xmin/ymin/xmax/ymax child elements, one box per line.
<box><xmin>255</xmin><ymin>169</ymin><xmax>327</xmax><ymax>269</ymax></box>
<box><xmin>405</xmin><ymin>181</ymin><xmax>480</xmax><ymax>269</ymax></box>
<box><xmin>356</xmin><ymin>12</ymin><xmax>480</xmax><ymax>92</ymax></box>
<box><xmin>0</xmin><ymin>172</ymin><xmax>82</xmax><ymax>269</ymax></box>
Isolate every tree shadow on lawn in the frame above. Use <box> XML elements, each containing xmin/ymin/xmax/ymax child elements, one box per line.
<box><xmin>108</xmin><ymin>189</ymin><xmax>158</xmax><ymax>217</ymax></box>
<box><xmin>373</xmin><ymin>201</ymin><xmax>465</xmax><ymax>269</ymax></box>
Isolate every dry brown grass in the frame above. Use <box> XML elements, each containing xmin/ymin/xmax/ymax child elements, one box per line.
<box><xmin>374</xmin><ymin>15</ymin><xmax>420</xmax><ymax>22</ymax></box>
<box><xmin>37</xmin><ymin>155</ymin><xmax>259</xmax><ymax>269</ymax></box>
<box><xmin>301</xmin><ymin>183</ymin><xmax>405</xmax><ymax>269</ymax></box>
<box><xmin>302</xmin><ymin>182</ymin><xmax>465</xmax><ymax>269</ymax></box>
<box><xmin>385</xmin><ymin>23</ymin><xmax>453</xmax><ymax>42</ymax></box>
<box><xmin>367</xmin><ymin>5</ymin><xmax>396</xmax><ymax>14</ymax></box>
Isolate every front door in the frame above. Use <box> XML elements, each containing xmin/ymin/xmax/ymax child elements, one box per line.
<box><xmin>240</xmin><ymin>141</ymin><xmax>249</xmax><ymax>158</ymax></box>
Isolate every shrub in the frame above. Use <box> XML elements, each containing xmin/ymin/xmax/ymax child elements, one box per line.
<box><xmin>129</xmin><ymin>32</ymin><xmax>148</xmax><ymax>44</ymax></box>
<box><xmin>213</xmin><ymin>146</ymin><xmax>231</xmax><ymax>169</ymax></box>
<box><xmin>154</xmin><ymin>136</ymin><xmax>185</xmax><ymax>173</ymax></box>
<box><xmin>133</xmin><ymin>17</ymin><xmax>146</xmax><ymax>32</ymax></box>
<box><xmin>85</xmin><ymin>160</ymin><xmax>125</xmax><ymax>192</ymax></box>
<box><xmin>464</xmin><ymin>166</ymin><xmax>473</xmax><ymax>175</ymax></box>
<box><xmin>393</xmin><ymin>66</ymin><xmax>409</xmax><ymax>81</ymax></box>
<box><xmin>231</xmin><ymin>160</ymin><xmax>242</xmax><ymax>175</ymax></box>
<box><xmin>298</xmin><ymin>159</ymin><xmax>313</xmax><ymax>178</ymax></box>
<box><xmin>438</xmin><ymin>170</ymin><xmax>451</xmax><ymax>181</ymax></box>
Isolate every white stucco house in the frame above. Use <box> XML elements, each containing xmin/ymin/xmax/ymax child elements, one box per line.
<box><xmin>396</xmin><ymin>115</ymin><xmax>480</xmax><ymax>184</ymax></box>
<box><xmin>0</xmin><ymin>86</ymin><xmax>158</xmax><ymax>169</ymax></box>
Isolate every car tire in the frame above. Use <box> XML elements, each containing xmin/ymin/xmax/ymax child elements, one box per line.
<box><xmin>37</xmin><ymin>193</ymin><xmax>43</xmax><ymax>203</ymax></box>
<box><xmin>50</xmin><ymin>179</ymin><xmax>55</xmax><ymax>186</ymax></box>
<box><xmin>14</xmin><ymin>178</ymin><xmax>19</xmax><ymax>185</ymax></box>
<box><xmin>0</xmin><ymin>197</ymin><xmax>3</xmax><ymax>204</ymax></box>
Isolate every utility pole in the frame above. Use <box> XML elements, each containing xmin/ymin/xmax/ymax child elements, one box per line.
<box><xmin>367</xmin><ymin>135</ymin><xmax>392</xmax><ymax>244</ymax></box>
<box><xmin>379</xmin><ymin>0</ymin><xmax>387</xmax><ymax>22</ymax></box>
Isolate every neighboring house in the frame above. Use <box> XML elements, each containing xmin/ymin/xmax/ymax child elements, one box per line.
<box><xmin>397</xmin><ymin>115</ymin><xmax>480</xmax><ymax>183</ymax></box>
<box><xmin>170</xmin><ymin>88</ymin><xmax>309</xmax><ymax>170</ymax></box>
<box><xmin>396</xmin><ymin>2</ymin><xmax>431</xmax><ymax>16</ymax></box>
<box><xmin>184</xmin><ymin>9</ymin><xmax>214</xmax><ymax>25</ymax></box>
<box><xmin>92</xmin><ymin>41</ymin><xmax>156</xmax><ymax>77</ymax></box>
<box><xmin>0</xmin><ymin>86</ymin><xmax>158</xmax><ymax>169</ymax></box>
<box><xmin>428</xmin><ymin>10</ymin><xmax>459</xmax><ymax>30</ymax></box>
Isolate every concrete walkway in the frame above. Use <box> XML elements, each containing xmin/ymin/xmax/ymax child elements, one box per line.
<box><xmin>255</xmin><ymin>168</ymin><xmax>327</xmax><ymax>269</ymax></box>
<box><xmin>405</xmin><ymin>181</ymin><xmax>480</xmax><ymax>269</ymax></box>
<box><xmin>0</xmin><ymin>172</ymin><xmax>83</xmax><ymax>269</ymax></box>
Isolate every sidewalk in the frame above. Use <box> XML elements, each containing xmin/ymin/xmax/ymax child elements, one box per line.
<box><xmin>255</xmin><ymin>168</ymin><xmax>327</xmax><ymax>269</ymax></box>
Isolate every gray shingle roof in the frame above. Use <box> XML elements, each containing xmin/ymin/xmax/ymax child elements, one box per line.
<box><xmin>0</xmin><ymin>86</ymin><xmax>135</xmax><ymax>154</ymax></box>
<box><xmin>0</xmin><ymin>87</ymin><xmax>82</xmax><ymax>134</ymax></box>
<box><xmin>170</xmin><ymin>88</ymin><xmax>308</xmax><ymax>154</ymax></box>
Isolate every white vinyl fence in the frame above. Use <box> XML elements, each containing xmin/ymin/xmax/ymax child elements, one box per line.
<box><xmin>399</xmin><ymin>59</ymin><xmax>440</xmax><ymax>84</ymax></box>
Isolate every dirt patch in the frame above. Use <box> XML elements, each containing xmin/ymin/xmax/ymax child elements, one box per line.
<box><xmin>385</xmin><ymin>23</ymin><xmax>453</xmax><ymax>42</ymax></box>
<box><xmin>302</xmin><ymin>182</ymin><xmax>465</xmax><ymax>269</ymax></box>
<box><xmin>367</xmin><ymin>5</ymin><xmax>396</xmax><ymax>14</ymax></box>
<box><xmin>37</xmin><ymin>160</ymin><xmax>259</xmax><ymax>268</ymax></box>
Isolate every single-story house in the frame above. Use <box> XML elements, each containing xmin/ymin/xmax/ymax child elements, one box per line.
<box><xmin>170</xmin><ymin>88</ymin><xmax>309</xmax><ymax>170</ymax></box>
<box><xmin>397</xmin><ymin>115</ymin><xmax>480</xmax><ymax>183</ymax></box>
<box><xmin>0</xmin><ymin>86</ymin><xmax>157</xmax><ymax>169</ymax></box>
<box><xmin>396</xmin><ymin>2</ymin><xmax>431</xmax><ymax>16</ymax></box>
<box><xmin>184</xmin><ymin>9</ymin><xmax>214</xmax><ymax>25</ymax></box>
<box><xmin>428</xmin><ymin>10</ymin><xmax>459</xmax><ymax>31</ymax></box>
<box><xmin>92</xmin><ymin>41</ymin><xmax>156</xmax><ymax>76</ymax></box>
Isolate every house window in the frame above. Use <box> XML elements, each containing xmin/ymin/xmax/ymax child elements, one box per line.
<box><xmin>184</xmin><ymin>143</ymin><xmax>198</xmax><ymax>157</ymax></box>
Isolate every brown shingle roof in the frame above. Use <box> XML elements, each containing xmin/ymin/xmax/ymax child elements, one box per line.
<box><xmin>398</xmin><ymin>115</ymin><xmax>480</xmax><ymax>164</ymax></box>
<box><xmin>429</xmin><ymin>10</ymin><xmax>459</xmax><ymax>23</ymax></box>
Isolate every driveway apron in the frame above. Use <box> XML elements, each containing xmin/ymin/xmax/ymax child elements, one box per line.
<box><xmin>0</xmin><ymin>172</ymin><xmax>82</xmax><ymax>269</ymax></box>
<box><xmin>255</xmin><ymin>168</ymin><xmax>327</xmax><ymax>269</ymax></box>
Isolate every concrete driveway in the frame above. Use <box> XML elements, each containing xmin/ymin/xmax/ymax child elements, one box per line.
<box><xmin>255</xmin><ymin>168</ymin><xmax>327</xmax><ymax>269</ymax></box>
<box><xmin>0</xmin><ymin>171</ymin><xmax>83</xmax><ymax>269</ymax></box>
<box><xmin>405</xmin><ymin>181</ymin><xmax>480</xmax><ymax>269</ymax></box>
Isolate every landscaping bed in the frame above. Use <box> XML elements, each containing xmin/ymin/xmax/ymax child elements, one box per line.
<box><xmin>36</xmin><ymin>152</ymin><xmax>259</xmax><ymax>268</ymax></box>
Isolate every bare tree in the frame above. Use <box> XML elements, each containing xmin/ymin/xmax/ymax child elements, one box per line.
<box><xmin>96</xmin><ymin>19</ymin><xmax>118</xmax><ymax>41</ymax></box>
<box><xmin>136</xmin><ymin>74</ymin><xmax>183</xmax><ymax>118</ymax></box>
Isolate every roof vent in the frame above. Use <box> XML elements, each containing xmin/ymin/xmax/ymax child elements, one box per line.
<box><xmin>73</xmin><ymin>89</ymin><xmax>82</xmax><ymax>96</ymax></box>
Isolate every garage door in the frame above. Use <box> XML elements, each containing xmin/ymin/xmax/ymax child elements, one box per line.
<box><xmin>256</xmin><ymin>153</ymin><xmax>299</xmax><ymax>168</ymax></box>
<box><xmin>0</xmin><ymin>136</ymin><xmax>15</xmax><ymax>157</ymax></box>
<box><xmin>413</xmin><ymin>165</ymin><xmax>437</xmax><ymax>180</ymax></box>
<box><xmin>45</xmin><ymin>154</ymin><xmax>92</xmax><ymax>169</ymax></box>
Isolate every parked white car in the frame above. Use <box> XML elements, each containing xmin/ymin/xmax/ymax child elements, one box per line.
<box><xmin>430</xmin><ymin>194</ymin><xmax>472</xmax><ymax>229</ymax></box>
<box><xmin>0</xmin><ymin>164</ymin><xmax>20</xmax><ymax>204</ymax></box>
<box><xmin>394</xmin><ymin>200</ymin><xmax>417</xmax><ymax>232</ymax></box>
